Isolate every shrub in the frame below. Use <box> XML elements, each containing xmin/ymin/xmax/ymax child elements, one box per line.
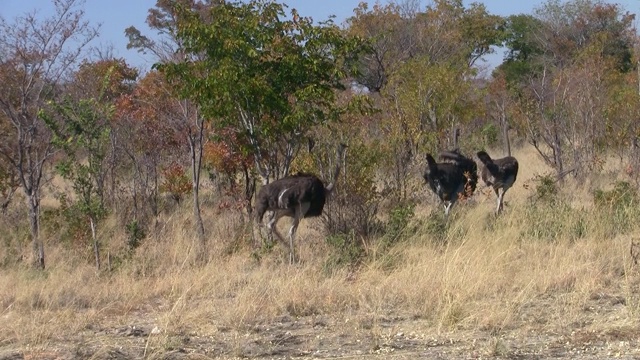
<box><xmin>593</xmin><ymin>181</ymin><xmax>637</xmax><ymax>209</ymax></box>
<box><xmin>159</xmin><ymin>163</ymin><xmax>192</xmax><ymax>204</ymax></box>
<box><xmin>520</xmin><ymin>200</ymin><xmax>587</xmax><ymax>242</ymax></box>
<box><xmin>41</xmin><ymin>193</ymin><xmax>90</xmax><ymax>249</ymax></box>
<box><xmin>481</xmin><ymin>123</ymin><xmax>499</xmax><ymax>147</ymax></box>
<box><xmin>293</xmin><ymin>141</ymin><xmax>383</xmax><ymax>239</ymax></box>
<box><xmin>323</xmin><ymin>230</ymin><xmax>365</xmax><ymax>272</ymax></box>
<box><xmin>593</xmin><ymin>181</ymin><xmax>639</xmax><ymax>237</ymax></box>
<box><xmin>421</xmin><ymin>210</ymin><xmax>449</xmax><ymax>245</ymax></box>
<box><xmin>532</xmin><ymin>173</ymin><xmax>558</xmax><ymax>203</ymax></box>
<box><xmin>125</xmin><ymin>220</ymin><xmax>146</xmax><ymax>252</ymax></box>
<box><xmin>381</xmin><ymin>202</ymin><xmax>415</xmax><ymax>248</ymax></box>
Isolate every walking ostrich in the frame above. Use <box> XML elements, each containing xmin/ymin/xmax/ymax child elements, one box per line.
<box><xmin>255</xmin><ymin>143</ymin><xmax>347</xmax><ymax>263</ymax></box>
<box><xmin>476</xmin><ymin>151</ymin><xmax>519</xmax><ymax>214</ymax></box>
<box><xmin>423</xmin><ymin>149</ymin><xmax>478</xmax><ymax>216</ymax></box>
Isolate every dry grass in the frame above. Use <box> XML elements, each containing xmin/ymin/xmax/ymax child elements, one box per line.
<box><xmin>2</xmin><ymin>144</ymin><xmax>640</xmax><ymax>358</ymax></box>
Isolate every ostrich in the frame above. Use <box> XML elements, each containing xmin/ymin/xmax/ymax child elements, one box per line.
<box><xmin>255</xmin><ymin>143</ymin><xmax>347</xmax><ymax>263</ymax></box>
<box><xmin>476</xmin><ymin>151</ymin><xmax>519</xmax><ymax>214</ymax></box>
<box><xmin>423</xmin><ymin>149</ymin><xmax>478</xmax><ymax>217</ymax></box>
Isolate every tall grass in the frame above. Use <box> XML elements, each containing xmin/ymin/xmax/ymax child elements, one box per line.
<box><xmin>1</xmin><ymin>144</ymin><xmax>640</xmax><ymax>355</ymax></box>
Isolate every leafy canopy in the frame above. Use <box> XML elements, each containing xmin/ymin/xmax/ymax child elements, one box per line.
<box><xmin>157</xmin><ymin>0</ymin><xmax>367</xmax><ymax>171</ymax></box>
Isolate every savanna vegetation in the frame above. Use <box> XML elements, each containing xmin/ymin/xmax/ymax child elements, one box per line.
<box><xmin>2</xmin><ymin>0</ymin><xmax>640</xmax><ymax>358</ymax></box>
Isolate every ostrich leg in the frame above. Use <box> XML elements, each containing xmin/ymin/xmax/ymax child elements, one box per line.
<box><xmin>444</xmin><ymin>201</ymin><xmax>453</xmax><ymax>217</ymax></box>
<box><xmin>286</xmin><ymin>202</ymin><xmax>310</xmax><ymax>264</ymax></box>
<box><xmin>264</xmin><ymin>211</ymin><xmax>277</xmax><ymax>244</ymax></box>
<box><xmin>494</xmin><ymin>188</ymin><xmax>501</xmax><ymax>214</ymax></box>
<box><xmin>498</xmin><ymin>189</ymin><xmax>504</xmax><ymax>213</ymax></box>
<box><xmin>267</xmin><ymin>211</ymin><xmax>287</xmax><ymax>245</ymax></box>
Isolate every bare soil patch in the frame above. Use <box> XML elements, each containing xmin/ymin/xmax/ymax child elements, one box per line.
<box><xmin>2</xmin><ymin>289</ymin><xmax>639</xmax><ymax>360</ymax></box>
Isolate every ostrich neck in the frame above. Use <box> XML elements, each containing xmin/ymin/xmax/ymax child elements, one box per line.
<box><xmin>325</xmin><ymin>182</ymin><xmax>335</xmax><ymax>193</ymax></box>
<box><xmin>325</xmin><ymin>147</ymin><xmax>344</xmax><ymax>194</ymax></box>
<box><xmin>325</xmin><ymin>165</ymin><xmax>340</xmax><ymax>194</ymax></box>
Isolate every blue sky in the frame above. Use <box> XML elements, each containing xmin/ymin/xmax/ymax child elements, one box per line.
<box><xmin>1</xmin><ymin>0</ymin><xmax>638</xmax><ymax>72</ymax></box>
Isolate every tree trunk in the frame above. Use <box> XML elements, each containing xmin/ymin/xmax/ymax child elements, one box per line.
<box><xmin>501</xmin><ymin>113</ymin><xmax>511</xmax><ymax>157</ymax></box>
<box><xmin>192</xmin><ymin>181</ymin><xmax>205</xmax><ymax>252</ymax></box>
<box><xmin>90</xmin><ymin>216</ymin><xmax>100</xmax><ymax>270</ymax></box>
<box><xmin>189</xmin><ymin>122</ymin><xmax>206</xmax><ymax>263</ymax></box>
<box><xmin>27</xmin><ymin>192</ymin><xmax>45</xmax><ymax>269</ymax></box>
<box><xmin>242</xmin><ymin>164</ymin><xmax>256</xmax><ymax>245</ymax></box>
<box><xmin>631</xmin><ymin>137</ymin><xmax>640</xmax><ymax>186</ymax></box>
<box><xmin>242</xmin><ymin>164</ymin><xmax>255</xmax><ymax>218</ymax></box>
<box><xmin>109</xmin><ymin>132</ymin><xmax>118</xmax><ymax>210</ymax></box>
<box><xmin>451</xmin><ymin>127</ymin><xmax>460</xmax><ymax>149</ymax></box>
<box><xmin>552</xmin><ymin>121</ymin><xmax>564</xmax><ymax>184</ymax></box>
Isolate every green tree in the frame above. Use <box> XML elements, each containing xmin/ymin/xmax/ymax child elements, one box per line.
<box><xmin>347</xmin><ymin>0</ymin><xmax>504</xmax><ymax>93</ymax></box>
<box><xmin>346</xmin><ymin>2</ymin><xmax>407</xmax><ymax>92</ymax></box>
<box><xmin>42</xmin><ymin>94</ymin><xmax>112</xmax><ymax>270</ymax></box>
<box><xmin>126</xmin><ymin>1</ymin><xmax>219</xmax><ymax>259</ymax></box>
<box><xmin>158</xmin><ymin>0</ymin><xmax>368</xmax><ymax>186</ymax></box>
<box><xmin>347</xmin><ymin>0</ymin><xmax>500</xmax><ymax>198</ymax></box>
<box><xmin>497</xmin><ymin>14</ymin><xmax>544</xmax><ymax>84</ymax></box>
<box><xmin>485</xmin><ymin>73</ymin><xmax>518</xmax><ymax>157</ymax></box>
<box><xmin>417</xmin><ymin>0</ymin><xmax>505</xmax><ymax>67</ymax></box>
<box><xmin>72</xmin><ymin>59</ymin><xmax>138</xmax><ymax>206</ymax></box>
<box><xmin>497</xmin><ymin>0</ymin><xmax>637</xmax><ymax>181</ymax></box>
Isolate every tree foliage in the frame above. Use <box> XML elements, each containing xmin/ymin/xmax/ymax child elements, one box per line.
<box><xmin>347</xmin><ymin>0</ymin><xmax>505</xmax><ymax>92</ymax></box>
<box><xmin>158</xmin><ymin>0</ymin><xmax>368</xmax><ymax>182</ymax></box>
<box><xmin>496</xmin><ymin>0</ymin><xmax>638</xmax><ymax>180</ymax></box>
<box><xmin>113</xmin><ymin>70</ymin><xmax>185</xmax><ymax>234</ymax></box>
<box><xmin>41</xmin><ymin>60</ymin><xmax>133</xmax><ymax>269</ymax></box>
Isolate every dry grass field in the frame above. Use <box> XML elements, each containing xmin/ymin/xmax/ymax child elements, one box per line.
<box><xmin>2</xmin><ymin>144</ymin><xmax>640</xmax><ymax>359</ymax></box>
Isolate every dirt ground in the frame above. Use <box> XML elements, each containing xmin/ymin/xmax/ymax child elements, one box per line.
<box><xmin>1</xmin><ymin>291</ymin><xmax>640</xmax><ymax>360</ymax></box>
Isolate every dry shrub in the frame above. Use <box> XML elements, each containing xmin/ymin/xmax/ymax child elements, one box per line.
<box><xmin>292</xmin><ymin>139</ymin><xmax>386</xmax><ymax>268</ymax></box>
<box><xmin>0</xmin><ymin>199</ymin><xmax>27</xmax><ymax>267</ymax></box>
<box><xmin>323</xmin><ymin>141</ymin><xmax>383</xmax><ymax>239</ymax></box>
<box><xmin>593</xmin><ymin>181</ymin><xmax>640</xmax><ymax>237</ymax></box>
<box><xmin>159</xmin><ymin>162</ymin><xmax>192</xmax><ymax>204</ymax></box>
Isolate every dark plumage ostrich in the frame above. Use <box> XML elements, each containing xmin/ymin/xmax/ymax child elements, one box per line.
<box><xmin>476</xmin><ymin>151</ymin><xmax>519</xmax><ymax>214</ymax></box>
<box><xmin>255</xmin><ymin>143</ymin><xmax>347</xmax><ymax>263</ymax></box>
<box><xmin>423</xmin><ymin>149</ymin><xmax>478</xmax><ymax>216</ymax></box>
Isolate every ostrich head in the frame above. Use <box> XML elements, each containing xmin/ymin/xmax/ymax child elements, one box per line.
<box><xmin>424</xmin><ymin>153</ymin><xmax>445</xmax><ymax>193</ymax></box>
<box><xmin>325</xmin><ymin>143</ymin><xmax>348</xmax><ymax>194</ymax></box>
<box><xmin>424</xmin><ymin>154</ymin><xmax>438</xmax><ymax>178</ymax></box>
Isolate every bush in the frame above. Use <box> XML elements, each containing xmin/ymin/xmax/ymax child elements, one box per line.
<box><xmin>323</xmin><ymin>230</ymin><xmax>365</xmax><ymax>272</ymax></box>
<box><xmin>41</xmin><ymin>193</ymin><xmax>90</xmax><ymax>249</ymax></box>
<box><xmin>159</xmin><ymin>163</ymin><xmax>192</xmax><ymax>203</ymax></box>
<box><xmin>520</xmin><ymin>200</ymin><xmax>587</xmax><ymax>242</ymax></box>
<box><xmin>593</xmin><ymin>181</ymin><xmax>637</xmax><ymax>209</ymax></box>
<box><xmin>125</xmin><ymin>220</ymin><xmax>146</xmax><ymax>252</ymax></box>
<box><xmin>421</xmin><ymin>210</ymin><xmax>449</xmax><ymax>245</ymax></box>
<box><xmin>481</xmin><ymin>123</ymin><xmax>499</xmax><ymax>147</ymax></box>
<box><xmin>381</xmin><ymin>202</ymin><xmax>415</xmax><ymax>248</ymax></box>
<box><xmin>299</xmin><ymin>141</ymin><xmax>383</xmax><ymax>239</ymax></box>
<box><xmin>532</xmin><ymin>173</ymin><xmax>558</xmax><ymax>203</ymax></box>
<box><xmin>593</xmin><ymin>181</ymin><xmax>639</xmax><ymax>237</ymax></box>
